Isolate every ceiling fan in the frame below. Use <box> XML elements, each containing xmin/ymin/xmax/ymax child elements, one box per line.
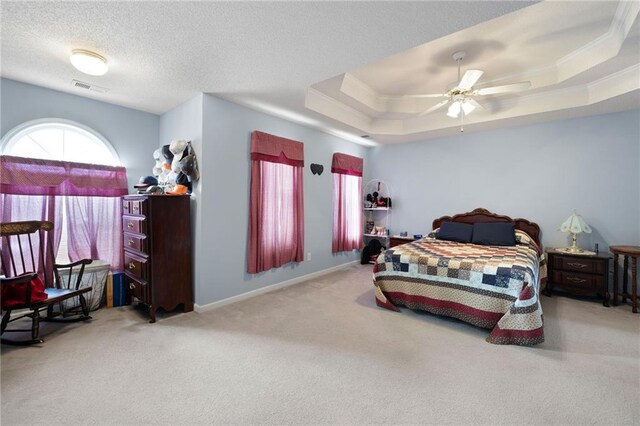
<box><xmin>407</xmin><ymin>51</ymin><xmax>532</xmax><ymax>119</ymax></box>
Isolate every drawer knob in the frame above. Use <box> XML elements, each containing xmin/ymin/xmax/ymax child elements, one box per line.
<box><xmin>129</xmin><ymin>283</ymin><xmax>135</xmax><ymax>290</ymax></box>
<box><xmin>128</xmin><ymin>262</ymin><xmax>136</xmax><ymax>270</ymax></box>
<box><xmin>127</xmin><ymin>222</ymin><xmax>134</xmax><ymax>229</ymax></box>
<box><xmin>567</xmin><ymin>276</ymin><xmax>587</xmax><ymax>283</ymax></box>
<box><xmin>567</xmin><ymin>262</ymin><xmax>587</xmax><ymax>268</ymax></box>
<box><xmin>128</xmin><ymin>239</ymin><xmax>134</xmax><ymax>246</ymax></box>
<box><xmin>133</xmin><ymin>205</ymin><xmax>139</xmax><ymax>211</ymax></box>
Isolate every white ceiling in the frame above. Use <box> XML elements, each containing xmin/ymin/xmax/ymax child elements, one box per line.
<box><xmin>2</xmin><ymin>1</ymin><xmax>637</xmax><ymax>146</ymax></box>
<box><xmin>306</xmin><ymin>0</ymin><xmax>640</xmax><ymax>143</ymax></box>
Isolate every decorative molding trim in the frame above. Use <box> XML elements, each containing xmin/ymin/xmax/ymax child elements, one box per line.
<box><xmin>340</xmin><ymin>73</ymin><xmax>383</xmax><ymax>111</ymax></box>
<box><xmin>305</xmin><ymin>87</ymin><xmax>374</xmax><ymax>132</ymax></box>
<box><xmin>194</xmin><ymin>260</ymin><xmax>359</xmax><ymax>313</ymax></box>
<box><xmin>312</xmin><ymin>0</ymin><xmax>639</xmax><ymax>133</ymax></box>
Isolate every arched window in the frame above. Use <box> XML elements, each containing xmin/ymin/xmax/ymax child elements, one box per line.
<box><xmin>1</xmin><ymin>119</ymin><xmax>120</xmax><ymax>166</ymax></box>
<box><xmin>1</xmin><ymin>119</ymin><xmax>125</xmax><ymax>271</ymax></box>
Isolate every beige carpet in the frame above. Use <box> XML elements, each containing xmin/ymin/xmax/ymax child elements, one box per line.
<box><xmin>1</xmin><ymin>264</ymin><xmax>639</xmax><ymax>425</ymax></box>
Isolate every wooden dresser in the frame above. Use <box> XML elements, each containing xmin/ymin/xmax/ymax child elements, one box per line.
<box><xmin>546</xmin><ymin>248</ymin><xmax>611</xmax><ymax>306</ymax></box>
<box><xmin>122</xmin><ymin>194</ymin><xmax>193</xmax><ymax>322</ymax></box>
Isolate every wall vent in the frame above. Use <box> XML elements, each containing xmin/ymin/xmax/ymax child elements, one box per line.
<box><xmin>71</xmin><ymin>79</ymin><xmax>109</xmax><ymax>93</ymax></box>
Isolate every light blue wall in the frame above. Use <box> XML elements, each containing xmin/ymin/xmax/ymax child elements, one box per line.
<box><xmin>368</xmin><ymin>110</ymin><xmax>640</xmax><ymax>250</ymax></box>
<box><xmin>0</xmin><ymin>78</ymin><xmax>159</xmax><ymax>189</ymax></box>
<box><xmin>158</xmin><ymin>95</ymin><xmax>205</xmax><ymax>303</ymax></box>
<box><xmin>199</xmin><ymin>94</ymin><xmax>369</xmax><ymax>305</ymax></box>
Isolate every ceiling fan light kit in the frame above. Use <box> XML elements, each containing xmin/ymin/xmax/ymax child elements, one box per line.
<box><xmin>411</xmin><ymin>50</ymin><xmax>532</xmax><ymax>130</ymax></box>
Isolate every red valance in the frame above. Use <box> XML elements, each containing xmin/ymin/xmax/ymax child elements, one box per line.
<box><xmin>250</xmin><ymin>131</ymin><xmax>304</xmax><ymax>167</ymax></box>
<box><xmin>0</xmin><ymin>155</ymin><xmax>128</xmax><ymax>197</ymax></box>
<box><xmin>331</xmin><ymin>153</ymin><xmax>363</xmax><ymax>177</ymax></box>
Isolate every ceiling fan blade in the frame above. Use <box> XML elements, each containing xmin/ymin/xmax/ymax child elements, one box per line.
<box><xmin>458</xmin><ymin>70</ymin><xmax>484</xmax><ymax>90</ymax></box>
<box><xmin>401</xmin><ymin>93</ymin><xmax>447</xmax><ymax>99</ymax></box>
<box><xmin>419</xmin><ymin>99</ymin><xmax>449</xmax><ymax>116</ymax></box>
<box><xmin>475</xmin><ymin>81</ymin><xmax>531</xmax><ymax>96</ymax></box>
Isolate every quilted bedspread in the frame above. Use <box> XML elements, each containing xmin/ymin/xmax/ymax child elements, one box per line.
<box><xmin>373</xmin><ymin>238</ymin><xmax>546</xmax><ymax>345</ymax></box>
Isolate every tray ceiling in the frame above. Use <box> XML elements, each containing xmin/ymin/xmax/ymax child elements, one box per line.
<box><xmin>306</xmin><ymin>0</ymin><xmax>640</xmax><ymax>144</ymax></box>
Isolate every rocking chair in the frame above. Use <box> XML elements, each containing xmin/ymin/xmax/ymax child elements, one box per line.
<box><xmin>1</xmin><ymin>221</ymin><xmax>93</xmax><ymax>345</ymax></box>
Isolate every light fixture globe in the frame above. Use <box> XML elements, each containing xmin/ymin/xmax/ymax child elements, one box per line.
<box><xmin>70</xmin><ymin>49</ymin><xmax>108</xmax><ymax>76</ymax></box>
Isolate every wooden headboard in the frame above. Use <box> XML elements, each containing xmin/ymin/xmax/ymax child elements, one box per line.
<box><xmin>432</xmin><ymin>208</ymin><xmax>541</xmax><ymax>246</ymax></box>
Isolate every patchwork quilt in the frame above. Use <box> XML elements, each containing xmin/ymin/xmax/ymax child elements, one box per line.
<box><xmin>373</xmin><ymin>237</ymin><xmax>546</xmax><ymax>345</ymax></box>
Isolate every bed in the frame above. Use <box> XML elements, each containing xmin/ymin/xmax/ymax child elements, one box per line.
<box><xmin>373</xmin><ymin>208</ymin><xmax>546</xmax><ymax>345</ymax></box>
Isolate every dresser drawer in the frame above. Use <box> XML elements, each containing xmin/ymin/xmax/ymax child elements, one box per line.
<box><xmin>123</xmin><ymin>215</ymin><xmax>147</xmax><ymax>235</ymax></box>
<box><xmin>124</xmin><ymin>232</ymin><xmax>148</xmax><ymax>255</ymax></box>
<box><xmin>124</xmin><ymin>251</ymin><xmax>149</xmax><ymax>281</ymax></box>
<box><xmin>124</xmin><ymin>273</ymin><xmax>149</xmax><ymax>304</ymax></box>
<box><xmin>129</xmin><ymin>199</ymin><xmax>148</xmax><ymax>216</ymax></box>
<box><xmin>123</xmin><ymin>200</ymin><xmax>131</xmax><ymax>215</ymax></box>
<box><xmin>553</xmin><ymin>256</ymin><xmax>604</xmax><ymax>274</ymax></box>
<box><xmin>553</xmin><ymin>271</ymin><xmax>603</xmax><ymax>292</ymax></box>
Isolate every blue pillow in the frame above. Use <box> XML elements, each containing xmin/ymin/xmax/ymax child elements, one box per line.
<box><xmin>472</xmin><ymin>222</ymin><xmax>516</xmax><ymax>246</ymax></box>
<box><xmin>436</xmin><ymin>221</ymin><xmax>473</xmax><ymax>243</ymax></box>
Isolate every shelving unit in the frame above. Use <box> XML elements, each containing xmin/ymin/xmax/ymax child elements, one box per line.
<box><xmin>363</xmin><ymin>179</ymin><xmax>391</xmax><ymax>248</ymax></box>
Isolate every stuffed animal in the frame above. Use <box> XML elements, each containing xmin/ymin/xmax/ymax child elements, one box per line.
<box><xmin>152</xmin><ymin>148</ymin><xmax>163</xmax><ymax>176</ymax></box>
<box><xmin>179</xmin><ymin>143</ymin><xmax>199</xmax><ymax>182</ymax></box>
<box><xmin>152</xmin><ymin>146</ymin><xmax>173</xmax><ymax>189</ymax></box>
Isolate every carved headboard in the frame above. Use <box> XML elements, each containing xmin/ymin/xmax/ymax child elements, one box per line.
<box><xmin>432</xmin><ymin>208</ymin><xmax>541</xmax><ymax>246</ymax></box>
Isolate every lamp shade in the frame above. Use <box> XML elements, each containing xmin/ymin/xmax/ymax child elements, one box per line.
<box><xmin>560</xmin><ymin>212</ymin><xmax>592</xmax><ymax>235</ymax></box>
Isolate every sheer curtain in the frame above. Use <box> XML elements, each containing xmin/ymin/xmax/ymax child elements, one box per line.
<box><xmin>65</xmin><ymin>196</ymin><xmax>124</xmax><ymax>272</ymax></box>
<box><xmin>1</xmin><ymin>155</ymin><xmax>127</xmax><ymax>273</ymax></box>
<box><xmin>248</xmin><ymin>131</ymin><xmax>304</xmax><ymax>274</ymax></box>
<box><xmin>331</xmin><ymin>153</ymin><xmax>363</xmax><ymax>253</ymax></box>
<box><xmin>0</xmin><ymin>194</ymin><xmax>62</xmax><ymax>281</ymax></box>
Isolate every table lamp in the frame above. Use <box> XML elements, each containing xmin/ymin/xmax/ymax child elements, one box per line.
<box><xmin>559</xmin><ymin>211</ymin><xmax>592</xmax><ymax>254</ymax></box>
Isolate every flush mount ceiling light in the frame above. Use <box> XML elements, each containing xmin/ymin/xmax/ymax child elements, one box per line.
<box><xmin>70</xmin><ymin>49</ymin><xmax>108</xmax><ymax>76</ymax></box>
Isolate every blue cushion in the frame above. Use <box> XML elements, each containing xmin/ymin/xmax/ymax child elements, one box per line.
<box><xmin>472</xmin><ymin>222</ymin><xmax>516</xmax><ymax>246</ymax></box>
<box><xmin>436</xmin><ymin>221</ymin><xmax>473</xmax><ymax>243</ymax></box>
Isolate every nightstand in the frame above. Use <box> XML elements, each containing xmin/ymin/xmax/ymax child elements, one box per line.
<box><xmin>546</xmin><ymin>248</ymin><xmax>611</xmax><ymax>306</ymax></box>
<box><xmin>389</xmin><ymin>236</ymin><xmax>418</xmax><ymax>248</ymax></box>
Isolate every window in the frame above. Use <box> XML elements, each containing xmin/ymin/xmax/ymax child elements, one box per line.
<box><xmin>247</xmin><ymin>131</ymin><xmax>304</xmax><ymax>274</ymax></box>
<box><xmin>2</xmin><ymin>119</ymin><xmax>120</xmax><ymax>166</ymax></box>
<box><xmin>331</xmin><ymin>153</ymin><xmax>363</xmax><ymax>253</ymax></box>
<box><xmin>1</xmin><ymin>119</ymin><xmax>125</xmax><ymax>270</ymax></box>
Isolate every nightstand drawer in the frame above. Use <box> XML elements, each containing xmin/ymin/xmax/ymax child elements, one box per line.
<box><xmin>553</xmin><ymin>256</ymin><xmax>604</xmax><ymax>274</ymax></box>
<box><xmin>553</xmin><ymin>271</ymin><xmax>603</xmax><ymax>292</ymax></box>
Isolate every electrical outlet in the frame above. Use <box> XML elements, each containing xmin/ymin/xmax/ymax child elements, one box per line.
<box><xmin>307</xmin><ymin>252</ymin><xmax>311</xmax><ymax>261</ymax></box>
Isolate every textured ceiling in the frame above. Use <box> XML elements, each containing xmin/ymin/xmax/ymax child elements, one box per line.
<box><xmin>6</xmin><ymin>1</ymin><xmax>637</xmax><ymax>145</ymax></box>
<box><xmin>1</xmin><ymin>1</ymin><xmax>536</xmax><ymax>145</ymax></box>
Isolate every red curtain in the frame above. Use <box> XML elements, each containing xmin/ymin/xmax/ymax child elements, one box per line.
<box><xmin>0</xmin><ymin>194</ymin><xmax>62</xmax><ymax>283</ymax></box>
<box><xmin>248</xmin><ymin>131</ymin><xmax>304</xmax><ymax>274</ymax></box>
<box><xmin>1</xmin><ymin>155</ymin><xmax>127</xmax><ymax>273</ymax></box>
<box><xmin>65</xmin><ymin>196</ymin><xmax>124</xmax><ymax>272</ymax></box>
<box><xmin>332</xmin><ymin>153</ymin><xmax>363</xmax><ymax>253</ymax></box>
<box><xmin>1</xmin><ymin>155</ymin><xmax>128</xmax><ymax>197</ymax></box>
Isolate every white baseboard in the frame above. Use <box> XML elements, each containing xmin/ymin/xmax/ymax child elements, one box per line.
<box><xmin>194</xmin><ymin>260</ymin><xmax>359</xmax><ymax>313</ymax></box>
